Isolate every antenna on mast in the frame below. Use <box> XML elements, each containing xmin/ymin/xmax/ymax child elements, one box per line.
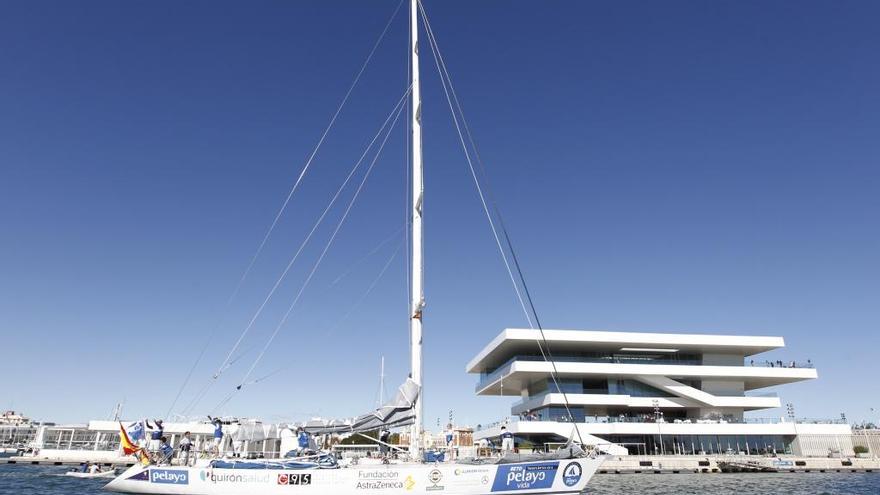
<box><xmin>110</xmin><ymin>398</ymin><xmax>125</xmax><ymax>421</ymax></box>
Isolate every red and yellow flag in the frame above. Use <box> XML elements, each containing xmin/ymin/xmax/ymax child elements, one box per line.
<box><xmin>119</xmin><ymin>422</ymin><xmax>140</xmax><ymax>455</ymax></box>
<box><xmin>119</xmin><ymin>423</ymin><xmax>152</xmax><ymax>465</ymax></box>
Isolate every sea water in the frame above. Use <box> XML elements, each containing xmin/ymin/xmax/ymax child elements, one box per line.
<box><xmin>1</xmin><ymin>464</ymin><xmax>878</xmax><ymax>494</ymax></box>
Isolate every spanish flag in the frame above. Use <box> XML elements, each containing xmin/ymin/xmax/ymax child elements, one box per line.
<box><xmin>119</xmin><ymin>422</ymin><xmax>151</xmax><ymax>465</ymax></box>
<box><xmin>119</xmin><ymin>422</ymin><xmax>140</xmax><ymax>455</ymax></box>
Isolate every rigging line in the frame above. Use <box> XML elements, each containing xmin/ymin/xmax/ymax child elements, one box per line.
<box><xmin>418</xmin><ymin>1</ymin><xmax>584</xmax><ymax>445</ymax></box>
<box><xmin>187</xmin><ymin>88</ymin><xmax>411</xmax><ymax>417</ymax></box>
<box><xmin>211</xmin><ymin>389</ymin><xmax>237</xmax><ymax>417</ymax></box>
<box><xmin>323</xmin><ymin>240</ymin><xmax>403</xmax><ymax>339</ymax></box>
<box><xmin>243</xmin><ymin>365</ymin><xmax>289</xmax><ymax>386</ymax></box>
<box><xmin>180</xmin><ymin>379</ymin><xmax>213</xmax><ymax>416</ymax></box>
<box><xmin>213</xmin><ymin>85</ymin><xmax>414</xmax><ymax>382</ymax></box>
<box><xmin>328</xmin><ymin>226</ymin><xmax>404</xmax><ymax>287</ymax></box>
<box><xmin>164</xmin><ymin>339</ymin><xmax>211</xmax><ymax>420</ymax></box>
<box><xmin>177</xmin><ymin>1</ymin><xmax>405</xmax><ymax>417</ymax></box>
<box><xmin>230</xmin><ymin>0</ymin><xmax>407</xmax><ymax>305</ymax></box>
<box><xmin>210</xmin><ymin>0</ymin><xmax>405</xmax><ymax>378</ymax></box>
<box><xmin>231</xmin><ymin>98</ymin><xmax>408</xmax><ymax>402</ymax></box>
<box><xmin>165</xmin><ymin>345</ymin><xmax>253</xmax><ymax>419</ymax></box>
<box><xmin>417</xmin><ymin>4</ymin><xmax>533</xmax><ymax>329</ymax></box>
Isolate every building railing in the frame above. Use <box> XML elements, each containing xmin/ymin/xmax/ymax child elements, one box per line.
<box><xmin>477</xmin><ymin>355</ymin><xmax>815</xmax><ymax>390</ymax></box>
<box><xmin>474</xmin><ymin>415</ymin><xmax>847</xmax><ymax>432</ymax></box>
<box><xmin>747</xmin><ymin>360</ymin><xmax>814</xmax><ymax>369</ymax></box>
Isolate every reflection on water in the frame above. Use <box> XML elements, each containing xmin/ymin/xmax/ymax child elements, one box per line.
<box><xmin>587</xmin><ymin>472</ymin><xmax>880</xmax><ymax>495</ymax></box>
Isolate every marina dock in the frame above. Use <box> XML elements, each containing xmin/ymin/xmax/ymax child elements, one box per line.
<box><xmin>3</xmin><ymin>456</ymin><xmax>134</xmax><ymax>467</ymax></box>
<box><xmin>597</xmin><ymin>455</ymin><xmax>878</xmax><ymax>474</ymax></box>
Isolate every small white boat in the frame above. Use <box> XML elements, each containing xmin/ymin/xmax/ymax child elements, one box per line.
<box><xmin>65</xmin><ymin>469</ymin><xmax>117</xmax><ymax>479</ymax></box>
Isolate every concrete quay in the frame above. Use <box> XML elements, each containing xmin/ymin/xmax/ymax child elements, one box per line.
<box><xmin>4</xmin><ymin>456</ymin><xmax>134</xmax><ymax>467</ymax></box>
<box><xmin>597</xmin><ymin>455</ymin><xmax>879</xmax><ymax>474</ymax></box>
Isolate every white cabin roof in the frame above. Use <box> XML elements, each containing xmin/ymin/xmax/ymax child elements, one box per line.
<box><xmin>467</xmin><ymin>328</ymin><xmax>785</xmax><ymax>373</ymax></box>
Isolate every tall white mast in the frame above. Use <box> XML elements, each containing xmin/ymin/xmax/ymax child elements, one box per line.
<box><xmin>409</xmin><ymin>0</ymin><xmax>425</xmax><ymax>458</ymax></box>
<box><xmin>378</xmin><ymin>355</ymin><xmax>386</xmax><ymax>406</ymax></box>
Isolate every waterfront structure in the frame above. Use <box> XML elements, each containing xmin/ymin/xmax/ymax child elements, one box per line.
<box><xmin>0</xmin><ymin>411</ymin><xmax>32</xmax><ymax>426</ymax></box>
<box><xmin>469</xmin><ymin>328</ymin><xmax>853</xmax><ymax>456</ymax></box>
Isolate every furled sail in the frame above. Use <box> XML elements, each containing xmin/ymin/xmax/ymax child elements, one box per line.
<box><xmin>231</xmin><ymin>422</ymin><xmax>269</xmax><ymax>442</ymax></box>
<box><xmin>302</xmin><ymin>378</ymin><xmax>419</xmax><ymax>435</ymax></box>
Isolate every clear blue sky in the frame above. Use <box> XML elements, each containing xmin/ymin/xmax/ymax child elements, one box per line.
<box><xmin>1</xmin><ymin>0</ymin><xmax>877</xmax><ymax>427</ymax></box>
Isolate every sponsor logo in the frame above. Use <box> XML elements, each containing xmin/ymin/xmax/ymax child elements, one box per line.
<box><xmin>357</xmin><ymin>470</ymin><xmax>403</xmax><ymax>490</ymax></box>
<box><xmin>150</xmin><ymin>469</ymin><xmax>189</xmax><ymax>485</ymax></box>
<box><xmin>454</xmin><ymin>468</ymin><xmax>490</xmax><ymax>475</ymax></box>
<box><xmin>356</xmin><ymin>481</ymin><xmax>405</xmax><ymax>490</ymax></box>
<box><xmin>278</xmin><ymin>473</ymin><xmax>312</xmax><ymax>485</ymax></box>
<box><xmin>491</xmin><ymin>462</ymin><xmax>558</xmax><ymax>492</ymax></box>
<box><xmin>358</xmin><ymin>470</ymin><xmax>400</xmax><ymax>479</ymax></box>
<box><xmin>404</xmin><ymin>475</ymin><xmax>416</xmax><ymax>491</ymax></box>
<box><xmin>126</xmin><ymin>470</ymin><xmax>149</xmax><ymax>482</ymax></box>
<box><xmin>427</xmin><ymin>469</ymin><xmax>444</xmax><ymax>491</ymax></box>
<box><xmin>562</xmin><ymin>462</ymin><xmax>582</xmax><ymax>487</ymax></box>
<box><xmin>198</xmin><ymin>470</ymin><xmax>272</xmax><ymax>484</ymax></box>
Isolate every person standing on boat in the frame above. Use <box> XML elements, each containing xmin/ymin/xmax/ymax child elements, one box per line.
<box><xmin>146</xmin><ymin>419</ymin><xmax>164</xmax><ymax>452</ymax></box>
<box><xmin>178</xmin><ymin>431</ymin><xmax>193</xmax><ymax>466</ymax></box>
<box><xmin>379</xmin><ymin>429</ymin><xmax>391</xmax><ymax>457</ymax></box>
<box><xmin>445</xmin><ymin>424</ymin><xmax>455</xmax><ymax>460</ymax></box>
<box><xmin>296</xmin><ymin>427</ymin><xmax>310</xmax><ymax>456</ymax></box>
<box><xmin>500</xmin><ymin>426</ymin><xmax>514</xmax><ymax>453</ymax></box>
<box><xmin>207</xmin><ymin>416</ymin><xmax>224</xmax><ymax>456</ymax></box>
<box><xmin>159</xmin><ymin>436</ymin><xmax>174</xmax><ymax>464</ymax></box>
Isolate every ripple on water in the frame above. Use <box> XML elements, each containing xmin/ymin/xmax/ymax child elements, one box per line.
<box><xmin>586</xmin><ymin>471</ymin><xmax>880</xmax><ymax>495</ymax></box>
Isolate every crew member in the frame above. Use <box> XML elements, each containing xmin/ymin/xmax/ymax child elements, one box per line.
<box><xmin>296</xmin><ymin>427</ymin><xmax>310</xmax><ymax>456</ymax></box>
<box><xmin>445</xmin><ymin>425</ymin><xmax>455</xmax><ymax>460</ymax></box>
<box><xmin>159</xmin><ymin>436</ymin><xmax>174</xmax><ymax>464</ymax></box>
<box><xmin>379</xmin><ymin>429</ymin><xmax>391</xmax><ymax>457</ymax></box>
<box><xmin>208</xmin><ymin>416</ymin><xmax>224</xmax><ymax>456</ymax></box>
<box><xmin>146</xmin><ymin>419</ymin><xmax>164</xmax><ymax>452</ymax></box>
<box><xmin>179</xmin><ymin>431</ymin><xmax>193</xmax><ymax>466</ymax></box>
<box><xmin>500</xmin><ymin>426</ymin><xmax>514</xmax><ymax>453</ymax></box>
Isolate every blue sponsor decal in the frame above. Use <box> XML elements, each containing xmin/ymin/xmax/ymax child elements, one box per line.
<box><xmin>562</xmin><ymin>462</ymin><xmax>582</xmax><ymax>487</ymax></box>
<box><xmin>150</xmin><ymin>469</ymin><xmax>189</xmax><ymax>485</ymax></box>
<box><xmin>127</xmin><ymin>470</ymin><xmax>149</xmax><ymax>481</ymax></box>
<box><xmin>491</xmin><ymin>462</ymin><xmax>558</xmax><ymax>492</ymax></box>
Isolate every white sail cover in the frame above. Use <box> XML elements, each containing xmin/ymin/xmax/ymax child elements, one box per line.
<box><xmin>303</xmin><ymin>378</ymin><xmax>419</xmax><ymax>435</ymax></box>
<box><xmin>231</xmin><ymin>422</ymin><xmax>269</xmax><ymax>442</ymax></box>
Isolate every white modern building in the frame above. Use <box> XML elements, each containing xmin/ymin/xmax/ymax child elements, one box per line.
<box><xmin>469</xmin><ymin>328</ymin><xmax>853</xmax><ymax>456</ymax></box>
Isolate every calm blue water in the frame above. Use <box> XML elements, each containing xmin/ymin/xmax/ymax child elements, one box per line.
<box><xmin>1</xmin><ymin>464</ymin><xmax>878</xmax><ymax>494</ymax></box>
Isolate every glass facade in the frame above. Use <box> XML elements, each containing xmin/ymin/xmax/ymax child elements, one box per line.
<box><xmin>600</xmin><ymin>434</ymin><xmax>794</xmax><ymax>456</ymax></box>
<box><xmin>607</xmin><ymin>379</ymin><xmax>675</xmax><ymax>397</ymax></box>
<box><xmin>513</xmin><ymin>432</ymin><xmax>795</xmax><ymax>456</ymax></box>
<box><xmin>526</xmin><ymin>378</ymin><xmax>674</xmax><ymax>398</ymax></box>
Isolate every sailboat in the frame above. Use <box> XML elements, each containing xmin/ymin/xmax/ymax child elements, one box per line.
<box><xmin>105</xmin><ymin>1</ymin><xmax>604</xmax><ymax>493</ymax></box>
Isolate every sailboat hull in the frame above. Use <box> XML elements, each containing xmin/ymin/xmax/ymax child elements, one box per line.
<box><xmin>104</xmin><ymin>457</ymin><xmax>604</xmax><ymax>494</ymax></box>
